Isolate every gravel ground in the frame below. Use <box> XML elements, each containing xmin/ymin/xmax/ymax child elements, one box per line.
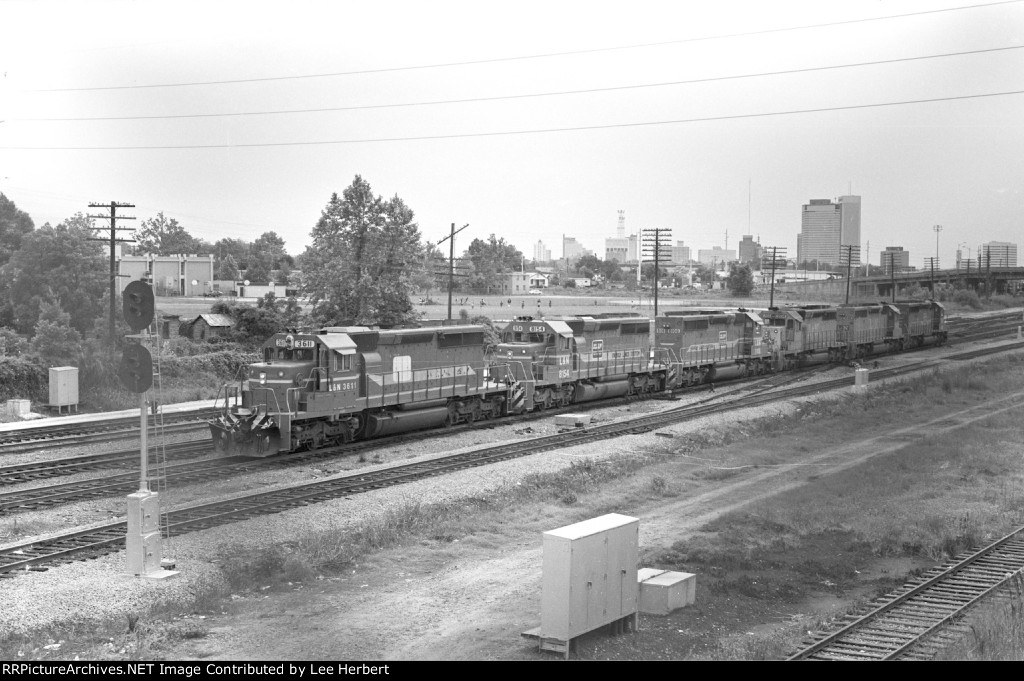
<box><xmin>0</xmin><ymin>333</ymin><xmax>1010</xmax><ymax>638</ymax></box>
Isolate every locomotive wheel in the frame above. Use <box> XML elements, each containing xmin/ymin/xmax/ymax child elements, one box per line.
<box><xmin>444</xmin><ymin>405</ymin><xmax>458</xmax><ymax>427</ymax></box>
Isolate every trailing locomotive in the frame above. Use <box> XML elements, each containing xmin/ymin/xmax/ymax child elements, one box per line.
<box><xmin>494</xmin><ymin>314</ymin><xmax>667</xmax><ymax>409</ymax></box>
<box><xmin>209</xmin><ymin>300</ymin><xmax>947</xmax><ymax>456</ymax></box>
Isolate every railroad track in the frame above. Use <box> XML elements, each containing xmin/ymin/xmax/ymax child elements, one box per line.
<box><xmin>2</xmin><ymin>338</ymin><xmax>1022</xmax><ymax>521</ymax></box>
<box><xmin>6</xmin><ymin>342</ymin><xmax>1022</xmax><ymax>577</ymax></box>
<box><xmin>0</xmin><ymin>409</ymin><xmax>218</xmax><ymax>454</ymax></box>
<box><xmin>788</xmin><ymin>528</ymin><xmax>1024</xmax><ymax>660</ymax></box>
<box><xmin>0</xmin><ymin>439</ymin><xmax>213</xmax><ymax>486</ymax></box>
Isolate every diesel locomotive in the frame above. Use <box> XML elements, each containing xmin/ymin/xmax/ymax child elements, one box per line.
<box><xmin>209</xmin><ymin>300</ymin><xmax>947</xmax><ymax>456</ymax></box>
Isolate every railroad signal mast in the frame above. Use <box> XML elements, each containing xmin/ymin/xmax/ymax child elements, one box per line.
<box><xmin>120</xmin><ymin>279</ymin><xmax>178</xmax><ymax>580</ymax></box>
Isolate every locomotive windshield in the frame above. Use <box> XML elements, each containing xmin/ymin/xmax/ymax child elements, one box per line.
<box><xmin>263</xmin><ymin>347</ymin><xmax>315</xmax><ymax>362</ymax></box>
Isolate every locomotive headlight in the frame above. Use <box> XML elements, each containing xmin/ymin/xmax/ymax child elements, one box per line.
<box><xmin>259</xmin><ymin>372</ymin><xmax>267</xmax><ymax>385</ymax></box>
<box><xmin>278</xmin><ymin>370</ymin><xmax>285</xmax><ymax>378</ymax></box>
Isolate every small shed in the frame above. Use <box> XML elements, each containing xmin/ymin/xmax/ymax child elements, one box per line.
<box><xmin>188</xmin><ymin>313</ymin><xmax>235</xmax><ymax>341</ymax></box>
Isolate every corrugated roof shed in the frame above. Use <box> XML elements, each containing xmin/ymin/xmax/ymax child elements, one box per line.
<box><xmin>193</xmin><ymin>314</ymin><xmax>235</xmax><ymax>327</ymax></box>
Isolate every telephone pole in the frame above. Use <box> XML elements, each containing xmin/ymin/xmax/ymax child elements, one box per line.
<box><xmin>88</xmin><ymin>202</ymin><xmax>136</xmax><ymax>344</ymax></box>
<box><xmin>641</xmin><ymin>228</ymin><xmax>672</xmax><ymax>317</ymax></box>
<box><xmin>436</xmin><ymin>223</ymin><xmax>469</xmax><ymax>321</ymax></box>
<box><xmin>840</xmin><ymin>245</ymin><xmax>860</xmax><ymax>304</ymax></box>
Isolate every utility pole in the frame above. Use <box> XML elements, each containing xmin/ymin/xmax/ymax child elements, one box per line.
<box><xmin>436</xmin><ymin>223</ymin><xmax>469</xmax><ymax>322</ymax></box>
<box><xmin>840</xmin><ymin>245</ymin><xmax>860</xmax><ymax>304</ymax></box>
<box><xmin>883</xmin><ymin>251</ymin><xmax>897</xmax><ymax>302</ymax></box>
<box><xmin>933</xmin><ymin>224</ymin><xmax>943</xmax><ymax>265</ymax></box>
<box><xmin>641</xmin><ymin>228</ymin><xmax>672</xmax><ymax>317</ymax></box>
<box><xmin>924</xmin><ymin>256</ymin><xmax>939</xmax><ymax>297</ymax></box>
<box><xmin>763</xmin><ymin>246</ymin><xmax>787</xmax><ymax>308</ymax></box>
<box><xmin>88</xmin><ymin>202</ymin><xmax>136</xmax><ymax>345</ymax></box>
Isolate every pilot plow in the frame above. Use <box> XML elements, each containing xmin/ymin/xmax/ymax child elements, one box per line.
<box><xmin>208</xmin><ymin>407</ymin><xmax>281</xmax><ymax>457</ymax></box>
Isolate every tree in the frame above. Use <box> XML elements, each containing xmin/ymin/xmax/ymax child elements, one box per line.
<box><xmin>213</xmin><ymin>238</ymin><xmax>250</xmax><ymax>274</ymax></box>
<box><xmin>0</xmin><ymin>193</ymin><xmax>34</xmax><ymax>270</ymax></box>
<box><xmin>303</xmin><ymin>176</ymin><xmax>424</xmax><ymax>327</ymax></box>
<box><xmin>135</xmin><ymin>212</ymin><xmax>199</xmax><ymax>255</ymax></box>
<box><xmin>726</xmin><ymin>263</ymin><xmax>755</xmax><ymax>296</ymax></box>
<box><xmin>463</xmin><ymin>235</ymin><xmax>523</xmax><ymax>292</ymax></box>
<box><xmin>0</xmin><ymin>214</ymin><xmax>107</xmax><ymax>335</ymax></box>
<box><xmin>692</xmin><ymin>263</ymin><xmax>717</xmax><ymax>286</ymax></box>
<box><xmin>247</xmin><ymin>231</ymin><xmax>289</xmax><ymax>284</ymax></box>
<box><xmin>31</xmin><ymin>301</ymin><xmax>83</xmax><ymax>365</ymax></box>
<box><xmin>215</xmin><ymin>254</ymin><xmax>240</xmax><ymax>281</ymax></box>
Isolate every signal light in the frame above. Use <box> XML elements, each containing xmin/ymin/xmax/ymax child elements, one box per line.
<box><xmin>123</xmin><ymin>280</ymin><xmax>155</xmax><ymax>332</ymax></box>
<box><xmin>119</xmin><ymin>343</ymin><xmax>153</xmax><ymax>393</ymax></box>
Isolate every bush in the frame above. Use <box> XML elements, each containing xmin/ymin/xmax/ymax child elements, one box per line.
<box><xmin>953</xmin><ymin>289</ymin><xmax>983</xmax><ymax>310</ymax></box>
<box><xmin>0</xmin><ymin>356</ymin><xmax>48</xmax><ymax>401</ymax></box>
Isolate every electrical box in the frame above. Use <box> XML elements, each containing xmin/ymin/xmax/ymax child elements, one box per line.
<box><xmin>48</xmin><ymin>366</ymin><xmax>79</xmax><ymax>412</ymax></box>
<box><xmin>541</xmin><ymin>513</ymin><xmax>639</xmax><ymax>642</ymax></box>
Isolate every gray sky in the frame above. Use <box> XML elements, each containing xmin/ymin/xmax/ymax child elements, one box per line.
<box><xmin>1</xmin><ymin>0</ymin><xmax>1022</xmax><ymax>269</ymax></box>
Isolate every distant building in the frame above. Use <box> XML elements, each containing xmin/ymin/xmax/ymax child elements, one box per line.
<box><xmin>117</xmin><ymin>254</ymin><xmax>215</xmax><ymax>296</ymax></box>
<box><xmin>796</xmin><ymin>195</ymin><xmax>861</xmax><ymax>267</ymax></box>
<box><xmin>697</xmin><ymin>247</ymin><xmax>736</xmax><ymax>269</ymax></box>
<box><xmin>737</xmin><ymin>235</ymin><xmax>763</xmax><ymax>268</ymax></box>
<box><xmin>880</xmin><ymin>246</ymin><xmax>910</xmax><ymax>273</ymax></box>
<box><xmin>670</xmin><ymin>241</ymin><xmax>691</xmax><ymax>266</ymax></box>
<box><xmin>561</xmin><ymin>236</ymin><xmax>592</xmax><ymax>268</ymax></box>
<box><xmin>605</xmin><ymin>234</ymin><xmax>638</xmax><ymax>264</ymax></box>
<box><xmin>533</xmin><ymin>240</ymin><xmax>551</xmax><ymax>264</ymax></box>
<box><xmin>497</xmin><ymin>272</ymin><xmax>532</xmax><ymax>295</ymax></box>
<box><xmin>979</xmin><ymin>241</ymin><xmax>1017</xmax><ymax>267</ymax></box>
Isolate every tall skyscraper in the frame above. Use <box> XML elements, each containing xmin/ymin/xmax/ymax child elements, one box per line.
<box><xmin>797</xmin><ymin>195</ymin><xmax>861</xmax><ymax>268</ymax></box>
<box><xmin>533</xmin><ymin>240</ymin><xmax>551</xmax><ymax>263</ymax></box>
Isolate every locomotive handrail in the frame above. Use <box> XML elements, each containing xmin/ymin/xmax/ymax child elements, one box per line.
<box><xmin>248</xmin><ymin>386</ymin><xmax>285</xmax><ymax>417</ymax></box>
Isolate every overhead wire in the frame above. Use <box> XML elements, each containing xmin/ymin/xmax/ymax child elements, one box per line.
<box><xmin>15</xmin><ymin>44</ymin><xmax>1023</xmax><ymax>122</ymax></box>
<box><xmin>22</xmin><ymin>0</ymin><xmax>1023</xmax><ymax>92</ymax></box>
<box><xmin>5</xmin><ymin>89</ymin><xmax>1022</xmax><ymax>150</ymax></box>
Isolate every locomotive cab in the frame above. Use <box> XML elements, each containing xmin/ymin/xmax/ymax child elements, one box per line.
<box><xmin>210</xmin><ymin>332</ymin><xmax>325</xmax><ymax>456</ymax></box>
<box><xmin>495</xmin><ymin>317</ymin><xmax>573</xmax><ymax>382</ymax></box>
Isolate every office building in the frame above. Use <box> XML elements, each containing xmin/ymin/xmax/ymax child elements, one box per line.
<box><xmin>796</xmin><ymin>195</ymin><xmax>861</xmax><ymax>268</ymax></box>
<box><xmin>880</xmin><ymin>246</ymin><xmax>910</xmax><ymax>274</ymax></box>
<box><xmin>979</xmin><ymin>241</ymin><xmax>1017</xmax><ymax>267</ymax></box>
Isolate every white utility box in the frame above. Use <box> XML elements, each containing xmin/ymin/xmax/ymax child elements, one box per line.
<box><xmin>540</xmin><ymin>513</ymin><xmax>639</xmax><ymax>644</ymax></box>
<box><xmin>854</xmin><ymin>367</ymin><xmax>869</xmax><ymax>388</ymax></box>
<box><xmin>5</xmin><ymin>399</ymin><xmax>30</xmax><ymax>416</ymax></box>
<box><xmin>555</xmin><ymin>413</ymin><xmax>592</xmax><ymax>428</ymax></box>
<box><xmin>638</xmin><ymin>569</ymin><xmax>697</xmax><ymax>615</ymax></box>
<box><xmin>48</xmin><ymin>366</ymin><xmax>79</xmax><ymax>413</ymax></box>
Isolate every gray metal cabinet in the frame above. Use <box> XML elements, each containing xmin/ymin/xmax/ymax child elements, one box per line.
<box><xmin>541</xmin><ymin>513</ymin><xmax>639</xmax><ymax>641</ymax></box>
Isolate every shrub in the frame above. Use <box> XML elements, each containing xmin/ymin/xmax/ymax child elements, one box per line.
<box><xmin>953</xmin><ymin>289</ymin><xmax>983</xmax><ymax>310</ymax></box>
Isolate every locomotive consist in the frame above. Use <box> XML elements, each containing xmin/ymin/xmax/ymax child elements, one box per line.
<box><xmin>209</xmin><ymin>301</ymin><xmax>947</xmax><ymax>456</ymax></box>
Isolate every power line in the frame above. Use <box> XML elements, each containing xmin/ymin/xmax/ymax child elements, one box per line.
<box><xmin>23</xmin><ymin>1</ymin><xmax>1022</xmax><ymax>93</ymax></box>
<box><xmin>17</xmin><ymin>45</ymin><xmax>1022</xmax><ymax>123</ymax></box>
<box><xmin>5</xmin><ymin>88</ymin><xmax>1021</xmax><ymax>151</ymax></box>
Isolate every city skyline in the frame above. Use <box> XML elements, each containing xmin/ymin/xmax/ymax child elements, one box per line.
<box><xmin>1</xmin><ymin>1</ymin><xmax>1021</xmax><ymax>271</ymax></box>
